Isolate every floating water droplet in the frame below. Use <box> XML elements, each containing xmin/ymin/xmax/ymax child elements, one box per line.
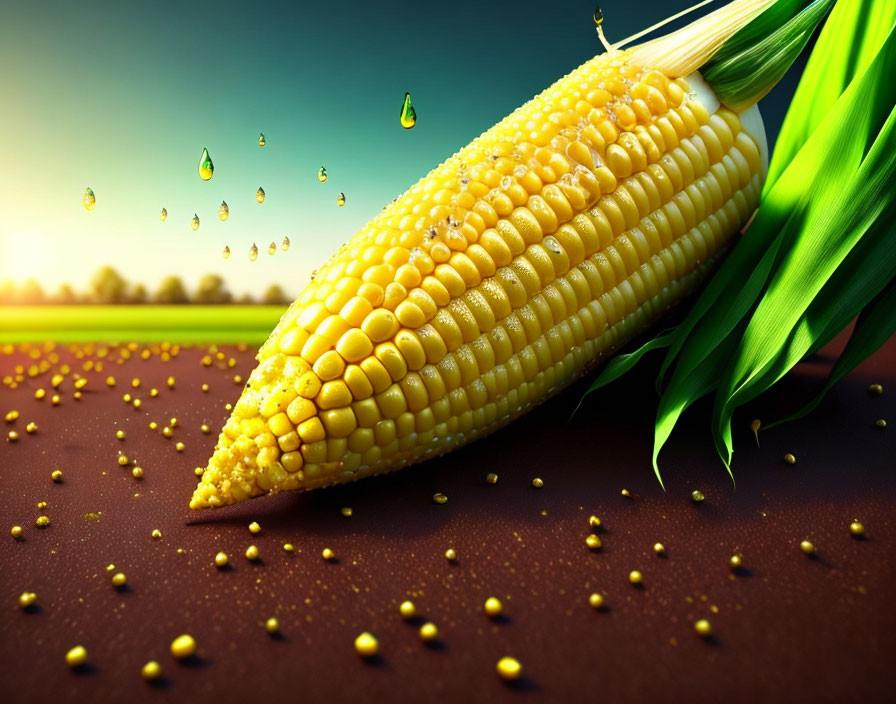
<box><xmin>258</xmin><ymin>132</ymin><xmax>266</xmax><ymax>147</ymax></box>
<box><xmin>268</xmin><ymin>242</ymin><xmax>277</xmax><ymax>255</ymax></box>
<box><xmin>281</xmin><ymin>236</ymin><xmax>290</xmax><ymax>251</ymax></box>
<box><xmin>222</xmin><ymin>246</ymin><xmax>230</xmax><ymax>259</ymax></box>
<box><xmin>318</xmin><ymin>166</ymin><xmax>327</xmax><ymax>183</ymax></box>
<box><xmin>159</xmin><ymin>207</ymin><xmax>167</xmax><ymax>222</ymax></box>
<box><xmin>217</xmin><ymin>201</ymin><xmax>229</xmax><ymax>221</ymax></box>
<box><xmin>337</xmin><ymin>192</ymin><xmax>346</xmax><ymax>207</ymax></box>
<box><xmin>191</xmin><ymin>214</ymin><xmax>200</xmax><ymax>231</ymax></box>
<box><xmin>256</xmin><ymin>187</ymin><xmax>265</xmax><ymax>203</ymax></box>
<box><xmin>593</xmin><ymin>5</ymin><xmax>603</xmax><ymax>25</ymax></box>
<box><xmin>198</xmin><ymin>147</ymin><xmax>214</xmax><ymax>181</ymax></box>
<box><xmin>82</xmin><ymin>187</ymin><xmax>96</xmax><ymax>211</ymax></box>
<box><xmin>400</xmin><ymin>92</ymin><xmax>417</xmax><ymax>129</ymax></box>
<box><xmin>249</xmin><ymin>243</ymin><xmax>258</xmax><ymax>261</ymax></box>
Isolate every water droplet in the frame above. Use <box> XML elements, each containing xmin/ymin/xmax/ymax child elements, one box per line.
<box><xmin>258</xmin><ymin>132</ymin><xmax>266</xmax><ymax>147</ymax></box>
<box><xmin>191</xmin><ymin>213</ymin><xmax>200</xmax><ymax>231</ymax></box>
<box><xmin>256</xmin><ymin>187</ymin><xmax>265</xmax><ymax>203</ymax></box>
<box><xmin>400</xmin><ymin>92</ymin><xmax>416</xmax><ymax>129</ymax></box>
<box><xmin>268</xmin><ymin>242</ymin><xmax>277</xmax><ymax>255</ymax></box>
<box><xmin>82</xmin><ymin>187</ymin><xmax>96</xmax><ymax>211</ymax></box>
<box><xmin>337</xmin><ymin>192</ymin><xmax>346</xmax><ymax>207</ymax></box>
<box><xmin>318</xmin><ymin>166</ymin><xmax>327</xmax><ymax>183</ymax></box>
<box><xmin>159</xmin><ymin>207</ymin><xmax>167</xmax><ymax>221</ymax></box>
<box><xmin>281</xmin><ymin>237</ymin><xmax>290</xmax><ymax>251</ymax></box>
<box><xmin>218</xmin><ymin>201</ymin><xmax>229</xmax><ymax>221</ymax></box>
<box><xmin>222</xmin><ymin>246</ymin><xmax>231</xmax><ymax>259</ymax></box>
<box><xmin>500</xmin><ymin>176</ymin><xmax>512</xmax><ymax>190</ymax></box>
<box><xmin>593</xmin><ymin>6</ymin><xmax>603</xmax><ymax>25</ymax></box>
<box><xmin>249</xmin><ymin>243</ymin><xmax>258</xmax><ymax>261</ymax></box>
<box><xmin>198</xmin><ymin>147</ymin><xmax>214</xmax><ymax>181</ymax></box>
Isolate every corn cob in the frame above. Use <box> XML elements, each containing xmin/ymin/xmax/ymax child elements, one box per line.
<box><xmin>190</xmin><ymin>23</ymin><xmax>768</xmax><ymax>509</ymax></box>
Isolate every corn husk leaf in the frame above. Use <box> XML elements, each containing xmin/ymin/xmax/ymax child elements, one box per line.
<box><xmin>582</xmin><ymin>0</ymin><xmax>896</xmax><ymax>482</ymax></box>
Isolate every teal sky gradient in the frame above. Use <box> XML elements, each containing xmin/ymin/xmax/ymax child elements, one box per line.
<box><xmin>0</xmin><ymin>0</ymin><xmax>800</xmax><ymax>299</ymax></box>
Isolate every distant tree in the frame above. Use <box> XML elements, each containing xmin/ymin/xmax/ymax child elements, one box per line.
<box><xmin>195</xmin><ymin>274</ymin><xmax>232</xmax><ymax>304</ymax></box>
<box><xmin>262</xmin><ymin>284</ymin><xmax>289</xmax><ymax>305</ymax></box>
<box><xmin>155</xmin><ymin>276</ymin><xmax>189</xmax><ymax>304</ymax></box>
<box><xmin>90</xmin><ymin>266</ymin><xmax>129</xmax><ymax>303</ymax></box>
<box><xmin>237</xmin><ymin>292</ymin><xmax>255</xmax><ymax>305</ymax></box>
<box><xmin>0</xmin><ymin>279</ymin><xmax>16</xmax><ymax>304</ymax></box>
<box><xmin>19</xmin><ymin>278</ymin><xmax>45</xmax><ymax>304</ymax></box>
<box><xmin>131</xmin><ymin>283</ymin><xmax>148</xmax><ymax>304</ymax></box>
<box><xmin>52</xmin><ymin>283</ymin><xmax>78</xmax><ymax>304</ymax></box>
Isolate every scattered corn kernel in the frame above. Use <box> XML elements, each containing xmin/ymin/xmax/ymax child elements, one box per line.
<box><xmin>151</xmin><ymin>529</ymin><xmax>162</xmax><ymax>539</ymax></box>
<box><xmin>694</xmin><ymin>619</ymin><xmax>712</xmax><ymax>637</ymax></box>
<box><xmin>629</xmin><ymin>570</ymin><xmax>643</xmax><ymax>584</ymax></box>
<box><xmin>784</xmin><ymin>453</ymin><xmax>796</xmax><ymax>465</ymax></box>
<box><xmin>112</xmin><ymin>572</ymin><xmax>127</xmax><ymax>588</ymax></box>
<box><xmin>445</xmin><ymin>548</ymin><xmax>457</xmax><ymax>561</ymax></box>
<box><xmin>588</xmin><ymin>592</ymin><xmax>605</xmax><ymax>609</ymax></box>
<box><xmin>265</xmin><ymin>617</ymin><xmax>280</xmax><ymax>633</ymax></box>
<box><xmin>132</xmin><ymin>467</ymin><xmax>144</xmax><ymax>479</ymax></box>
<box><xmin>214</xmin><ymin>552</ymin><xmax>229</xmax><ymax>567</ymax></box>
<box><xmin>167</xmin><ymin>376</ymin><xmax>176</xmax><ymax>389</ymax></box>
<box><xmin>51</xmin><ymin>394</ymin><xmax>61</xmax><ymax>405</ymax></box>
<box><xmin>11</xmin><ymin>525</ymin><xmax>23</xmax><ymax>539</ymax></box>
<box><xmin>175</xmin><ymin>442</ymin><xmax>185</xmax><ymax>452</ymax></box>
<box><xmin>399</xmin><ymin>600</ymin><xmax>416</xmax><ymax>619</ymax></box>
<box><xmin>51</xmin><ymin>469</ymin><xmax>63</xmax><ymax>482</ymax></box>
<box><xmin>106</xmin><ymin>376</ymin><xmax>116</xmax><ymax>387</ymax></box>
<box><xmin>116</xmin><ymin>430</ymin><xmax>125</xmax><ymax>440</ymax></box>
<box><xmin>354</xmin><ymin>632</ymin><xmax>378</xmax><ymax>657</ymax></box>
<box><xmin>868</xmin><ymin>383</ymin><xmax>883</xmax><ymax>395</ymax></box>
<box><xmin>849</xmin><ymin>521</ymin><xmax>865</xmax><ymax>537</ymax></box>
<box><xmin>4</xmin><ymin>409</ymin><xmax>19</xmax><ymax>422</ymax></box>
<box><xmin>248</xmin><ymin>521</ymin><xmax>261</xmax><ymax>534</ymax></box>
<box><xmin>621</xmin><ymin>489</ymin><xmax>632</xmax><ymax>498</ymax></box>
<box><xmin>653</xmin><ymin>542</ymin><xmax>665</xmax><ymax>555</ymax></box>
<box><xmin>875</xmin><ymin>418</ymin><xmax>887</xmax><ymax>428</ymax></box>
<box><xmin>730</xmin><ymin>554</ymin><xmax>743</xmax><ymax>568</ymax></box>
<box><xmin>8</xmin><ymin>430</ymin><xmax>19</xmax><ymax>442</ymax></box>
<box><xmin>484</xmin><ymin>597</ymin><xmax>502</xmax><ymax>617</ymax></box>
<box><xmin>170</xmin><ymin>634</ymin><xmax>196</xmax><ymax>659</ymax></box>
<box><xmin>322</xmin><ymin>548</ymin><xmax>335</xmax><ymax>561</ymax></box>
<box><xmin>18</xmin><ymin>591</ymin><xmax>37</xmax><ymax>608</ymax></box>
<box><xmin>690</xmin><ymin>490</ymin><xmax>705</xmax><ymax>503</ymax></box>
<box><xmin>496</xmin><ymin>656</ymin><xmax>522</xmax><ymax>681</ymax></box>
<box><xmin>800</xmin><ymin>540</ymin><xmax>816</xmax><ymax>555</ymax></box>
<box><xmin>419</xmin><ymin>622</ymin><xmax>438</xmax><ymax>642</ymax></box>
<box><xmin>117</xmin><ymin>454</ymin><xmax>129</xmax><ymax>466</ymax></box>
<box><xmin>200</xmin><ymin>424</ymin><xmax>210</xmax><ymax>434</ymax></box>
<box><xmin>486</xmin><ymin>473</ymin><xmax>498</xmax><ymax>484</ymax></box>
<box><xmin>66</xmin><ymin>645</ymin><xmax>88</xmax><ymax>668</ymax></box>
<box><xmin>585</xmin><ymin>534</ymin><xmax>602</xmax><ymax>550</ymax></box>
<box><xmin>162</xmin><ymin>426</ymin><xmax>173</xmax><ymax>438</ymax></box>
<box><xmin>340</xmin><ymin>507</ymin><xmax>353</xmax><ymax>517</ymax></box>
<box><xmin>25</xmin><ymin>422</ymin><xmax>37</xmax><ymax>433</ymax></box>
<box><xmin>141</xmin><ymin>661</ymin><xmax>162</xmax><ymax>681</ymax></box>
<box><xmin>433</xmin><ymin>493</ymin><xmax>448</xmax><ymax>504</ymax></box>
<box><xmin>283</xmin><ymin>543</ymin><xmax>294</xmax><ymax>552</ymax></box>
<box><xmin>588</xmin><ymin>515</ymin><xmax>601</xmax><ymax>529</ymax></box>
<box><xmin>36</xmin><ymin>516</ymin><xmax>50</xmax><ymax>528</ymax></box>
<box><xmin>123</xmin><ymin>393</ymin><xmax>132</xmax><ymax>403</ymax></box>
<box><xmin>531</xmin><ymin>477</ymin><xmax>544</xmax><ymax>488</ymax></box>
<box><xmin>245</xmin><ymin>545</ymin><xmax>259</xmax><ymax>561</ymax></box>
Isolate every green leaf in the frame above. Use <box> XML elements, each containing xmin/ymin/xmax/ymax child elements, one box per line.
<box><xmin>702</xmin><ymin>0</ymin><xmax>835</xmax><ymax>111</ymax></box>
<box><xmin>582</xmin><ymin>331</ymin><xmax>675</xmax><ymax>398</ymax></box>
<box><xmin>768</xmin><ymin>0</ymin><xmax>896</xmax><ymax>189</ymax></box>
<box><xmin>766</xmin><ymin>279</ymin><xmax>896</xmax><ymax>428</ymax></box>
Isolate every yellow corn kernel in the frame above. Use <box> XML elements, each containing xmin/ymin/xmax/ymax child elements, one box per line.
<box><xmin>313</xmin><ymin>350</ymin><xmax>346</xmax><ymax>381</ymax></box>
<box><xmin>295</xmin><ymin>416</ymin><xmax>325</xmax><ymax>443</ymax></box>
<box><xmin>317</xmin><ymin>380</ymin><xmax>353</xmax><ymax>410</ymax></box>
<box><xmin>286</xmin><ymin>396</ymin><xmax>316</xmax><ymax>426</ymax></box>
<box><xmin>321</xmin><ymin>408</ymin><xmax>357</xmax><ymax>437</ymax></box>
<box><xmin>336</xmin><ymin>329</ymin><xmax>374</xmax><ymax>363</ymax></box>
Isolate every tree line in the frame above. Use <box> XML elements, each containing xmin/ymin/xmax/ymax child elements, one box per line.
<box><xmin>0</xmin><ymin>266</ymin><xmax>291</xmax><ymax>305</ymax></box>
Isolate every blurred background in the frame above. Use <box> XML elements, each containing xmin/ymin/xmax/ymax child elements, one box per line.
<box><xmin>0</xmin><ymin>0</ymin><xmax>806</xmax><ymax>305</ymax></box>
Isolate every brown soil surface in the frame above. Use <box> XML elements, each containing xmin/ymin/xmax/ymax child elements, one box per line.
<box><xmin>1</xmin><ymin>333</ymin><xmax>894</xmax><ymax>703</ymax></box>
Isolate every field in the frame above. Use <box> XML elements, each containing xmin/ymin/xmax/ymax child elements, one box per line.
<box><xmin>0</xmin><ymin>305</ymin><xmax>286</xmax><ymax>344</ymax></box>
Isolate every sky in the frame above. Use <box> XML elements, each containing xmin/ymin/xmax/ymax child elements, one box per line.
<box><xmin>0</xmin><ymin>0</ymin><xmax>805</xmax><ymax>300</ymax></box>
